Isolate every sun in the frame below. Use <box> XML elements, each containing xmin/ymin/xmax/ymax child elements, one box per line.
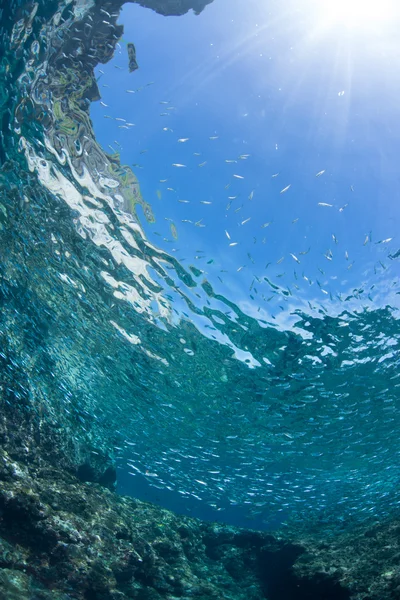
<box><xmin>318</xmin><ymin>0</ymin><xmax>396</xmax><ymax>29</ymax></box>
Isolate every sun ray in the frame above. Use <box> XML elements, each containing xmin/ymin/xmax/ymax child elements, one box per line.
<box><xmin>317</xmin><ymin>0</ymin><xmax>396</xmax><ymax>29</ymax></box>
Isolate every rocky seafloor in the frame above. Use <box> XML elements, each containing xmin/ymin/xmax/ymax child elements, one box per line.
<box><xmin>1</xmin><ymin>396</ymin><xmax>400</xmax><ymax>600</ymax></box>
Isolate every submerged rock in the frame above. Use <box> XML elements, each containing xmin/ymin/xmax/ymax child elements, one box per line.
<box><xmin>0</xmin><ymin>448</ymin><xmax>275</xmax><ymax>599</ymax></box>
<box><xmin>0</xmin><ymin>446</ymin><xmax>318</xmax><ymax>600</ymax></box>
<box><xmin>1</xmin><ymin>446</ymin><xmax>400</xmax><ymax>600</ymax></box>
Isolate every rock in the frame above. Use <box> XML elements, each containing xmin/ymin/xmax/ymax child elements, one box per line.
<box><xmin>131</xmin><ymin>0</ymin><xmax>214</xmax><ymax>16</ymax></box>
<box><xmin>0</xmin><ymin>456</ymin><xmax>274</xmax><ymax>599</ymax></box>
<box><xmin>0</xmin><ymin>568</ymin><xmax>69</xmax><ymax>600</ymax></box>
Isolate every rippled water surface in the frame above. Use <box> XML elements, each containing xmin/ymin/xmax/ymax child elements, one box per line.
<box><xmin>1</xmin><ymin>0</ymin><xmax>400</xmax><ymax>531</ymax></box>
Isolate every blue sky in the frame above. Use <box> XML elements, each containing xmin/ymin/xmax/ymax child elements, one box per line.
<box><xmin>91</xmin><ymin>0</ymin><xmax>400</xmax><ymax>319</ymax></box>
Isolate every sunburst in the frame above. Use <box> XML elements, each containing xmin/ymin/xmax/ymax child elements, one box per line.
<box><xmin>318</xmin><ymin>0</ymin><xmax>396</xmax><ymax>29</ymax></box>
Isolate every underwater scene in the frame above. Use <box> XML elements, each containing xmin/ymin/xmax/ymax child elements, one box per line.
<box><xmin>1</xmin><ymin>0</ymin><xmax>400</xmax><ymax>598</ymax></box>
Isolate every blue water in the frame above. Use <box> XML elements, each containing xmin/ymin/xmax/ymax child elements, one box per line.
<box><xmin>1</xmin><ymin>0</ymin><xmax>400</xmax><ymax>533</ymax></box>
<box><xmin>89</xmin><ymin>0</ymin><xmax>400</xmax><ymax>527</ymax></box>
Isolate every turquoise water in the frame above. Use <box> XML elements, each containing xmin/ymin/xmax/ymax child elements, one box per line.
<box><xmin>1</xmin><ymin>0</ymin><xmax>400</xmax><ymax>533</ymax></box>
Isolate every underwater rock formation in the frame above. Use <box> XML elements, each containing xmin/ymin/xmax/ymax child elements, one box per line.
<box><xmin>0</xmin><ymin>447</ymin><xmax>273</xmax><ymax>600</ymax></box>
<box><xmin>2</xmin><ymin>446</ymin><xmax>400</xmax><ymax>599</ymax></box>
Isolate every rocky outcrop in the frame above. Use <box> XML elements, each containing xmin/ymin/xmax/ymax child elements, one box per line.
<box><xmin>0</xmin><ymin>445</ymin><xmax>354</xmax><ymax>600</ymax></box>
<box><xmin>131</xmin><ymin>0</ymin><xmax>214</xmax><ymax>15</ymax></box>
<box><xmin>3</xmin><ymin>444</ymin><xmax>400</xmax><ymax>600</ymax></box>
<box><xmin>287</xmin><ymin>519</ymin><xmax>400</xmax><ymax>600</ymax></box>
<box><xmin>0</xmin><ymin>447</ymin><xmax>282</xmax><ymax>600</ymax></box>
